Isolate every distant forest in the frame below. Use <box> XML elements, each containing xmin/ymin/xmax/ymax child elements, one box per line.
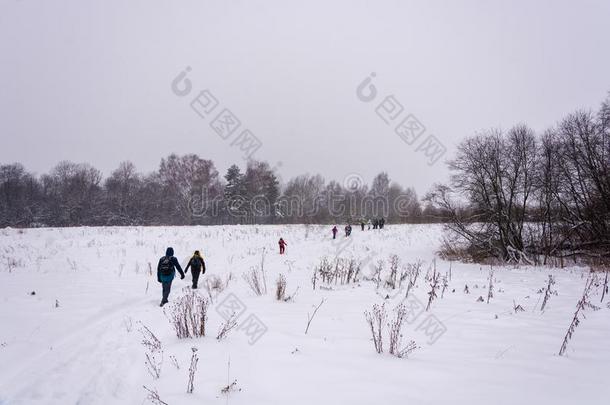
<box><xmin>0</xmin><ymin>158</ymin><xmax>428</xmax><ymax>228</ymax></box>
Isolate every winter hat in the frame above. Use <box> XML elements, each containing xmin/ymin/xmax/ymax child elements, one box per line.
<box><xmin>166</xmin><ymin>247</ymin><xmax>174</xmax><ymax>256</ymax></box>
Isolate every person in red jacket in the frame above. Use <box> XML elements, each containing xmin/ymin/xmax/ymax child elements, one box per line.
<box><xmin>278</xmin><ymin>237</ymin><xmax>287</xmax><ymax>254</ymax></box>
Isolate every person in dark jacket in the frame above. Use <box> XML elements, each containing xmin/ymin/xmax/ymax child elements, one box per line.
<box><xmin>332</xmin><ymin>225</ymin><xmax>338</xmax><ymax>239</ymax></box>
<box><xmin>279</xmin><ymin>238</ymin><xmax>287</xmax><ymax>254</ymax></box>
<box><xmin>185</xmin><ymin>250</ymin><xmax>206</xmax><ymax>289</ymax></box>
<box><xmin>157</xmin><ymin>247</ymin><xmax>184</xmax><ymax>307</ymax></box>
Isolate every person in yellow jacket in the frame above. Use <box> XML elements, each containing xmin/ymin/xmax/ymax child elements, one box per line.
<box><xmin>184</xmin><ymin>250</ymin><xmax>206</xmax><ymax>289</ymax></box>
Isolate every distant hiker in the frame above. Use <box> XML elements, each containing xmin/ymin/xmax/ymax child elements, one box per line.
<box><xmin>332</xmin><ymin>226</ymin><xmax>338</xmax><ymax>239</ymax></box>
<box><xmin>157</xmin><ymin>247</ymin><xmax>185</xmax><ymax>307</ymax></box>
<box><xmin>360</xmin><ymin>220</ymin><xmax>365</xmax><ymax>231</ymax></box>
<box><xmin>380</xmin><ymin>217</ymin><xmax>386</xmax><ymax>229</ymax></box>
<box><xmin>372</xmin><ymin>219</ymin><xmax>378</xmax><ymax>229</ymax></box>
<box><xmin>367</xmin><ymin>219</ymin><xmax>372</xmax><ymax>230</ymax></box>
<box><xmin>279</xmin><ymin>238</ymin><xmax>287</xmax><ymax>254</ymax></box>
<box><xmin>185</xmin><ymin>250</ymin><xmax>206</xmax><ymax>289</ymax></box>
<box><xmin>345</xmin><ymin>224</ymin><xmax>352</xmax><ymax>237</ymax></box>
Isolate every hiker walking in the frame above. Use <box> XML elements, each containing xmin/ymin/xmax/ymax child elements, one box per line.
<box><xmin>345</xmin><ymin>224</ymin><xmax>352</xmax><ymax>237</ymax></box>
<box><xmin>185</xmin><ymin>250</ymin><xmax>206</xmax><ymax>289</ymax></box>
<box><xmin>332</xmin><ymin>226</ymin><xmax>338</xmax><ymax>239</ymax></box>
<box><xmin>157</xmin><ymin>247</ymin><xmax>185</xmax><ymax>307</ymax></box>
<box><xmin>360</xmin><ymin>220</ymin><xmax>365</xmax><ymax>231</ymax></box>
<box><xmin>279</xmin><ymin>237</ymin><xmax>287</xmax><ymax>254</ymax></box>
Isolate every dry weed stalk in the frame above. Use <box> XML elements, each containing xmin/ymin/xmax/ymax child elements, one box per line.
<box><xmin>142</xmin><ymin>385</ymin><xmax>168</xmax><ymax>405</ymax></box>
<box><xmin>217</xmin><ymin>313</ymin><xmax>238</xmax><ymax>340</ymax></box>
<box><xmin>186</xmin><ymin>347</ymin><xmax>199</xmax><ymax>394</ymax></box>
<box><xmin>559</xmin><ymin>275</ymin><xmax>598</xmax><ymax>356</ymax></box>
<box><xmin>364</xmin><ymin>303</ymin><xmax>387</xmax><ymax>353</ymax></box>
<box><xmin>541</xmin><ymin>275</ymin><xmax>556</xmax><ymax>311</ymax></box>
<box><xmin>305</xmin><ymin>298</ymin><xmax>326</xmax><ymax>334</ymax></box>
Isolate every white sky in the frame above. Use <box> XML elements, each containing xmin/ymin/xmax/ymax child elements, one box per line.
<box><xmin>1</xmin><ymin>0</ymin><xmax>609</xmax><ymax>195</ymax></box>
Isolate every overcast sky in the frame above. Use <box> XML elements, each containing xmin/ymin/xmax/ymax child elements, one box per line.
<box><xmin>1</xmin><ymin>0</ymin><xmax>609</xmax><ymax>195</ymax></box>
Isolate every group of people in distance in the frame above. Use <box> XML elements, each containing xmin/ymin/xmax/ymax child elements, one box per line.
<box><xmin>332</xmin><ymin>217</ymin><xmax>386</xmax><ymax>239</ymax></box>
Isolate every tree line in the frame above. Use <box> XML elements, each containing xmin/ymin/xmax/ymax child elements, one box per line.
<box><xmin>0</xmin><ymin>156</ymin><xmax>425</xmax><ymax>227</ymax></box>
<box><xmin>426</xmin><ymin>93</ymin><xmax>610</xmax><ymax>264</ymax></box>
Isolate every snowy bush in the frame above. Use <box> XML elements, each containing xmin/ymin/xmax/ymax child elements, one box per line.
<box><xmin>426</xmin><ymin>268</ymin><xmax>440</xmax><ymax>311</ymax></box>
<box><xmin>313</xmin><ymin>257</ymin><xmax>360</xmax><ymax>287</ymax></box>
<box><xmin>386</xmin><ymin>254</ymin><xmax>399</xmax><ymax>289</ymax></box>
<box><xmin>365</xmin><ymin>302</ymin><xmax>419</xmax><ymax>358</ymax></box>
<box><xmin>165</xmin><ymin>292</ymin><xmax>209</xmax><ymax>339</ymax></box>
<box><xmin>364</xmin><ymin>303</ymin><xmax>386</xmax><ymax>354</ymax></box>
<box><xmin>275</xmin><ymin>273</ymin><xmax>287</xmax><ymax>301</ymax></box>
<box><xmin>206</xmin><ymin>274</ymin><xmax>231</xmax><ymax>294</ymax></box>
<box><xmin>138</xmin><ymin>323</ymin><xmax>164</xmax><ymax>379</ymax></box>
<box><xmin>243</xmin><ymin>266</ymin><xmax>267</xmax><ymax>296</ymax></box>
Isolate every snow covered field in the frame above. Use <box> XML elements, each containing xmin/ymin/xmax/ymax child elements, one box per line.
<box><xmin>0</xmin><ymin>224</ymin><xmax>609</xmax><ymax>405</ymax></box>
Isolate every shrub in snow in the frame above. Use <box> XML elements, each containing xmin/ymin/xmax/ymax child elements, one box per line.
<box><xmin>3</xmin><ymin>256</ymin><xmax>24</xmax><ymax>272</ymax></box>
<box><xmin>364</xmin><ymin>303</ymin><xmax>387</xmax><ymax>354</ymax></box>
<box><xmin>403</xmin><ymin>260</ymin><xmax>422</xmax><ymax>299</ymax></box>
<box><xmin>221</xmin><ymin>379</ymin><xmax>241</xmax><ymax>395</ymax></box>
<box><xmin>169</xmin><ymin>355</ymin><xmax>180</xmax><ymax>370</ymax></box>
<box><xmin>386</xmin><ymin>254</ymin><xmax>399</xmax><ymax>289</ymax></box>
<box><xmin>441</xmin><ymin>274</ymin><xmax>449</xmax><ymax>298</ymax></box>
<box><xmin>204</xmin><ymin>273</ymin><xmax>232</xmax><ymax>302</ymax></box>
<box><xmin>275</xmin><ymin>273</ymin><xmax>287</xmax><ymax>301</ymax></box>
<box><xmin>243</xmin><ymin>266</ymin><xmax>267</xmax><ymax>296</ymax></box>
<box><xmin>513</xmin><ymin>300</ymin><xmax>525</xmax><ymax>313</ymax></box>
<box><xmin>388</xmin><ymin>303</ymin><xmax>418</xmax><ymax>358</ymax></box>
<box><xmin>365</xmin><ymin>302</ymin><xmax>419</xmax><ymax>358</ymax></box>
<box><xmin>313</xmin><ymin>257</ymin><xmax>361</xmax><ymax>288</ymax></box>
<box><xmin>426</xmin><ymin>267</ymin><xmax>440</xmax><ymax>311</ymax></box>
<box><xmin>139</xmin><ymin>323</ymin><xmax>163</xmax><ymax>379</ymax></box>
<box><xmin>165</xmin><ymin>292</ymin><xmax>208</xmax><ymax>339</ymax></box>
<box><xmin>373</xmin><ymin>260</ymin><xmax>383</xmax><ymax>287</ymax></box>
<box><xmin>486</xmin><ymin>268</ymin><xmax>494</xmax><ymax>304</ymax></box>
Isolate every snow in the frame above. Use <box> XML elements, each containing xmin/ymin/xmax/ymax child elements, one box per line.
<box><xmin>0</xmin><ymin>224</ymin><xmax>609</xmax><ymax>405</ymax></box>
